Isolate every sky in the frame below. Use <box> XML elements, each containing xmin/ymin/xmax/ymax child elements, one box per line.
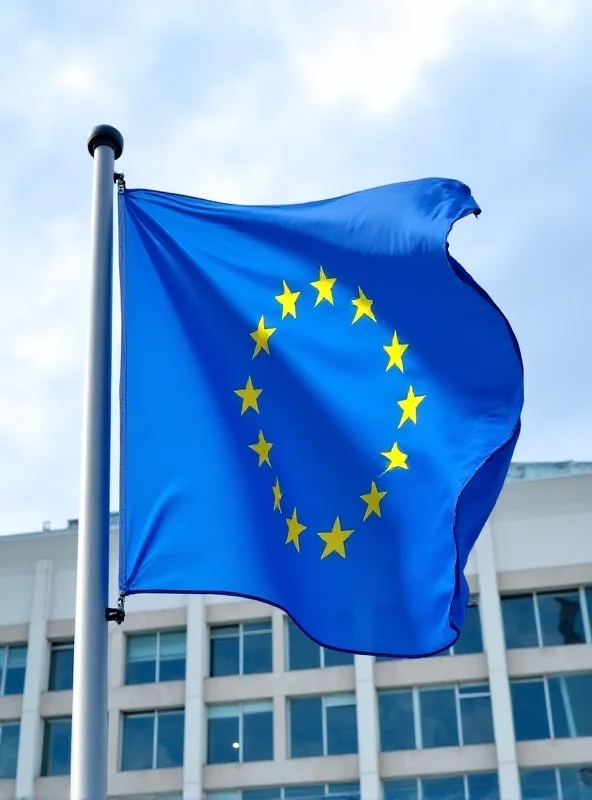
<box><xmin>0</xmin><ymin>0</ymin><xmax>590</xmax><ymax>535</ymax></box>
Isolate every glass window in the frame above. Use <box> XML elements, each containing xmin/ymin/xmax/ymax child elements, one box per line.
<box><xmin>419</xmin><ymin>687</ymin><xmax>458</xmax><ymax>748</ymax></box>
<box><xmin>0</xmin><ymin>721</ymin><xmax>20</xmax><ymax>779</ymax></box>
<box><xmin>0</xmin><ymin>644</ymin><xmax>27</xmax><ymax>696</ymax></box>
<box><xmin>422</xmin><ymin>776</ymin><xmax>464</xmax><ymax>800</ymax></box>
<box><xmin>520</xmin><ymin>769</ymin><xmax>558</xmax><ymax>799</ymax></box>
<box><xmin>325</xmin><ymin>694</ymin><xmax>357</xmax><ymax>755</ymax></box>
<box><xmin>243</xmin><ymin>701</ymin><xmax>274</xmax><ymax>762</ymax></box>
<box><xmin>328</xmin><ymin>782</ymin><xmax>361</xmax><ymax>800</ymax></box>
<box><xmin>284</xmin><ymin>786</ymin><xmax>325</xmax><ymax>799</ymax></box>
<box><xmin>125</xmin><ymin>630</ymin><xmax>186</xmax><ymax>685</ymax></box>
<box><xmin>459</xmin><ymin>684</ymin><xmax>494</xmax><ymax>745</ymax></box>
<box><xmin>207</xmin><ymin>704</ymin><xmax>239</xmax><ymax>764</ymax></box>
<box><xmin>548</xmin><ymin>673</ymin><xmax>592</xmax><ymax>738</ymax></box>
<box><xmin>122</xmin><ymin>713</ymin><xmax>154</xmax><ymax>771</ymax></box>
<box><xmin>41</xmin><ymin>717</ymin><xmax>72</xmax><ymax>776</ymax></box>
<box><xmin>538</xmin><ymin>589</ymin><xmax>585</xmax><ymax>646</ymax></box>
<box><xmin>126</xmin><ymin>634</ymin><xmax>157</xmax><ymax>684</ymax></box>
<box><xmin>288</xmin><ymin>694</ymin><xmax>357</xmax><ymax>757</ymax></box>
<box><xmin>48</xmin><ymin>640</ymin><xmax>74</xmax><ymax>691</ymax></box>
<box><xmin>510</xmin><ymin>679</ymin><xmax>550</xmax><ymax>740</ymax></box>
<box><xmin>501</xmin><ymin>595</ymin><xmax>538</xmax><ymax>649</ymax></box>
<box><xmin>289</xmin><ymin>696</ymin><xmax>323</xmax><ymax>757</ymax></box>
<box><xmin>559</xmin><ymin>765</ymin><xmax>592</xmax><ymax>799</ymax></box>
<box><xmin>586</xmin><ymin>587</ymin><xmax>592</xmax><ymax>634</ymax></box>
<box><xmin>207</xmin><ymin>701</ymin><xmax>273</xmax><ymax>763</ymax></box>
<box><xmin>210</xmin><ymin>621</ymin><xmax>272</xmax><ymax>677</ymax></box>
<box><xmin>383</xmin><ymin>779</ymin><xmax>419</xmax><ymax>800</ymax></box>
<box><xmin>121</xmin><ymin>709</ymin><xmax>184</xmax><ymax>770</ymax></box>
<box><xmin>467</xmin><ymin>772</ymin><xmax>500</xmax><ymax>799</ymax></box>
<box><xmin>378</xmin><ymin>689</ymin><xmax>415</xmax><ymax>751</ymax></box>
<box><xmin>453</xmin><ymin>604</ymin><xmax>484</xmax><ymax>655</ymax></box>
<box><xmin>243</xmin><ymin>789</ymin><xmax>280</xmax><ymax>800</ymax></box>
<box><xmin>282</xmin><ymin>784</ymin><xmax>360</xmax><ymax>800</ymax></box>
<box><xmin>286</xmin><ymin>620</ymin><xmax>353</xmax><ymax>670</ymax></box>
<box><xmin>159</xmin><ymin>632</ymin><xmax>186</xmax><ymax>682</ymax></box>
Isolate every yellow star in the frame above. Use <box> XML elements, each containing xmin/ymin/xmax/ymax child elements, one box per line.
<box><xmin>318</xmin><ymin>517</ymin><xmax>355</xmax><ymax>559</ymax></box>
<box><xmin>351</xmin><ymin>287</ymin><xmax>376</xmax><ymax>324</ymax></box>
<box><xmin>397</xmin><ymin>386</ymin><xmax>426</xmax><ymax>428</ymax></box>
<box><xmin>234</xmin><ymin>376</ymin><xmax>262</xmax><ymax>415</ymax></box>
<box><xmin>383</xmin><ymin>331</ymin><xmax>408</xmax><ymax>372</ymax></box>
<box><xmin>275</xmin><ymin>280</ymin><xmax>300</xmax><ymax>319</ymax></box>
<box><xmin>381</xmin><ymin>442</ymin><xmax>409</xmax><ymax>472</ymax></box>
<box><xmin>250</xmin><ymin>316</ymin><xmax>276</xmax><ymax>358</ymax></box>
<box><xmin>310</xmin><ymin>266</ymin><xmax>336</xmax><ymax>306</ymax></box>
<box><xmin>272</xmin><ymin>478</ymin><xmax>283</xmax><ymax>512</ymax></box>
<box><xmin>248</xmin><ymin>430</ymin><xmax>273</xmax><ymax>467</ymax></box>
<box><xmin>360</xmin><ymin>481</ymin><xmax>387</xmax><ymax>521</ymax></box>
<box><xmin>286</xmin><ymin>508</ymin><xmax>306</xmax><ymax>551</ymax></box>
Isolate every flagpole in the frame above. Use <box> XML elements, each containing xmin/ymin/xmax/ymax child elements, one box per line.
<box><xmin>71</xmin><ymin>124</ymin><xmax>123</xmax><ymax>800</ymax></box>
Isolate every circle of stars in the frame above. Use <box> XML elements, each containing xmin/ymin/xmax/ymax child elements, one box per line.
<box><xmin>233</xmin><ymin>266</ymin><xmax>426</xmax><ymax>560</ymax></box>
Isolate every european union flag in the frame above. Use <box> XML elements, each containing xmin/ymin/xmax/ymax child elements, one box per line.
<box><xmin>118</xmin><ymin>178</ymin><xmax>523</xmax><ymax>657</ymax></box>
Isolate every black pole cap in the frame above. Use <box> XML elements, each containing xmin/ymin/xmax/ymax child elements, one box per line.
<box><xmin>87</xmin><ymin>125</ymin><xmax>124</xmax><ymax>160</ymax></box>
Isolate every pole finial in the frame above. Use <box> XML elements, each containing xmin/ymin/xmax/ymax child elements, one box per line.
<box><xmin>87</xmin><ymin>124</ymin><xmax>124</xmax><ymax>160</ymax></box>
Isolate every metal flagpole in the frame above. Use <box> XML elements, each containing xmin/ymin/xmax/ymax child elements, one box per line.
<box><xmin>71</xmin><ymin>124</ymin><xmax>123</xmax><ymax>800</ymax></box>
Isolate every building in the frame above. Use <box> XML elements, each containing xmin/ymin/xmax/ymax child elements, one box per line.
<box><xmin>0</xmin><ymin>462</ymin><xmax>592</xmax><ymax>800</ymax></box>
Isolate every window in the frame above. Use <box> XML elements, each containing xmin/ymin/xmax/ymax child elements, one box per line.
<box><xmin>288</xmin><ymin>693</ymin><xmax>357</xmax><ymax>757</ymax></box>
<box><xmin>286</xmin><ymin>620</ymin><xmax>353</xmax><ymax>670</ymax></box>
<box><xmin>210</xmin><ymin>621</ymin><xmax>272</xmax><ymax>676</ymax></box>
<box><xmin>41</xmin><ymin>717</ymin><xmax>72</xmax><ymax>776</ymax></box>
<box><xmin>125</xmin><ymin>630</ymin><xmax>186</xmax><ymax>684</ymax></box>
<box><xmin>207</xmin><ymin>701</ymin><xmax>273</xmax><ymax>763</ymax></box>
<box><xmin>520</xmin><ymin>765</ymin><xmax>592</xmax><ymax>799</ymax></box>
<box><xmin>121</xmin><ymin>709</ymin><xmax>184</xmax><ymax>770</ymax></box>
<box><xmin>48</xmin><ymin>640</ymin><xmax>74</xmax><ymax>691</ymax></box>
<box><xmin>376</xmin><ymin>602</ymin><xmax>483</xmax><ymax>660</ymax></box>
<box><xmin>0</xmin><ymin>644</ymin><xmax>27</xmax><ymax>695</ymax></box>
<box><xmin>502</xmin><ymin>587</ymin><xmax>592</xmax><ymax>649</ymax></box>
<box><xmin>0</xmin><ymin>721</ymin><xmax>20</xmax><ymax>779</ymax></box>
<box><xmin>384</xmin><ymin>773</ymin><xmax>499</xmax><ymax>799</ymax></box>
<box><xmin>207</xmin><ymin>785</ymin><xmax>360</xmax><ymax>800</ymax></box>
<box><xmin>511</xmin><ymin>673</ymin><xmax>592</xmax><ymax>741</ymax></box>
<box><xmin>379</xmin><ymin>683</ymin><xmax>494</xmax><ymax>751</ymax></box>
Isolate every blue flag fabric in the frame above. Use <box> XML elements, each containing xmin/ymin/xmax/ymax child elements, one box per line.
<box><xmin>118</xmin><ymin>179</ymin><xmax>523</xmax><ymax>657</ymax></box>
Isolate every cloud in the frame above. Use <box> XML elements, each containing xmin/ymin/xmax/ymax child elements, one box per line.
<box><xmin>0</xmin><ymin>0</ymin><xmax>590</xmax><ymax>534</ymax></box>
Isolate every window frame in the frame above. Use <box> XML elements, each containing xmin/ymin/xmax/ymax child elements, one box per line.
<box><xmin>284</xmin><ymin>619</ymin><xmax>354</xmax><ymax>670</ymax></box>
<box><xmin>502</xmin><ymin>586</ymin><xmax>592</xmax><ymax>649</ymax></box>
<box><xmin>287</xmin><ymin>692</ymin><xmax>357</xmax><ymax>758</ymax></box>
<box><xmin>125</xmin><ymin>629</ymin><xmax>187</xmax><ymax>685</ymax></box>
<box><xmin>206</xmin><ymin>699</ymin><xmax>274</xmax><ymax>764</ymax></box>
<box><xmin>209</xmin><ymin>620</ymin><xmax>272</xmax><ymax>677</ymax></box>
<box><xmin>206</xmin><ymin>782</ymin><xmax>361</xmax><ymax>800</ymax></box>
<box><xmin>48</xmin><ymin>639</ymin><xmax>75</xmax><ymax>691</ymax></box>
<box><xmin>0</xmin><ymin>643</ymin><xmax>27</xmax><ymax>696</ymax></box>
<box><xmin>40</xmin><ymin>716</ymin><xmax>72</xmax><ymax>776</ymax></box>
<box><xmin>383</xmin><ymin>772</ymin><xmax>499</xmax><ymax>800</ymax></box>
<box><xmin>510</xmin><ymin>672</ymin><xmax>592</xmax><ymax>741</ymax></box>
<box><xmin>379</xmin><ymin>681</ymin><xmax>494</xmax><ymax>750</ymax></box>
<box><xmin>0</xmin><ymin>719</ymin><xmax>20</xmax><ymax>779</ymax></box>
<box><xmin>120</xmin><ymin>707</ymin><xmax>185</xmax><ymax>771</ymax></box>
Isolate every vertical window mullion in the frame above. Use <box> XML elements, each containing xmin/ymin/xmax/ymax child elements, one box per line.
<box><xmin>239</xmin><ymin>704</ymin><xmax>244</xmax><ymax>763</ymax></box>
<box><xmin>555</xmin><ymin>767</ymin><xmax>563</xmax><ymax>800</ymax></box>
<box><xmin>412</xmin><ymin>688</ymin><xmax>422</xmax><ymax>749</ymax></box>
<box><xmin>320</xmin><ymin>644</ymin><xmax>325</xmax><ymax>668</ymax></box>
<box><xmin>0</xmin><ymin>647</ymin><xmax>5</xmax><ymax>695</ymax></box>
<box><xmin>533</xmin><ymin>593</ymin><xmax>543</xmax><ymax>647</ymax></box>
<box><xmin>580</xmin><ymin>586</ymin><xmax>592</xmax><ymax>644</ymax></box>
<box><xmin>321</xmin><ymin>696</ymin><xmax>328</xmax><ymax>755</ymax></box>
<box><xmin>155</xmin><ymin>632</ymin><xmax>161</xmax><ymax>683</ymax></box>
<box><xmin>239</xmin><ymin>626</ymin><xmax>244</xmax><ymax>675</ymax></box>
<box><xmin>152</xmin><ymin>711</ymin><xmax>158</xmax><ymax>769</ymax></box>
<box><xmin>463</xmin><ymin>774</ymin><xmax>469</xmax><ymax>800</ymax></box>
<box><xmin>542</xmin><ymin>677</ymin><xmax>555</xmax><ymax>738</ymax></box>
<box><xmin>455</xmin><ymin>685</ymin><xmax>463</xmax><ymax>746</ymax></box>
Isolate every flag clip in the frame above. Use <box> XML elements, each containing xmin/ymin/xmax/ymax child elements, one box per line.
<box><xmin>105</xmin><ymin>592</ymin><xmax>126</xmax><ymax>624</ymax></box>
<box><xmin>114</xmin><ymin>172</ymin><xmax>126</xmax><ymax>193</ymax></box>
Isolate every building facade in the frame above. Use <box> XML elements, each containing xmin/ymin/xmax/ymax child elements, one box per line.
<box><xmin>0</xmin><ymin>462</ymin><xmax>591</xmax><ymax>800</ymax></box>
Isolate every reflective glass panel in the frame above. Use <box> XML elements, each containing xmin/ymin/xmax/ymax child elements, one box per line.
<box><xmin>420</xmin><ymin>687</ymin><xmax>458</xmax><ymax>748</ymax></box>
<box><xmin>502</xmin><ymin>595</ymin><xmax>538</xmax><ymax>649</ymax></box>
<box><xmin>289</xmin><ymin>696</ymin><xmax>323</xmax><ymax>757</ymax></box>
<box><xmin>538</xmin><ymin>590</ymin><xmax>585</xmax><ymax>647</ymax></box>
